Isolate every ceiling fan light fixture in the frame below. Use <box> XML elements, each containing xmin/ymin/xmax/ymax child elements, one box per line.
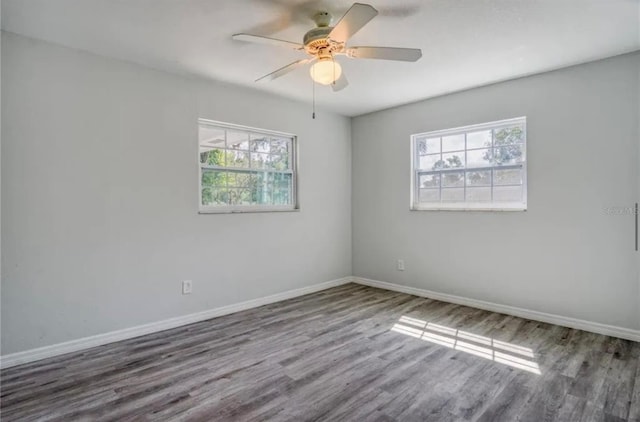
<box><xmin>309</xmin><ymin>58</ymin><xmax>342</xmax><ymax>85</ymax></box>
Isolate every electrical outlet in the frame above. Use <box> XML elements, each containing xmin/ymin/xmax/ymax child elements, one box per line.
<box><xmin>182</xmin><ymin>280</ymin><xmax>192</xmax><ymax>295</ymax></box>
<box><xmin>397</xmin><ymin>259</ymin><xmax>405</xmax><ymax>271</ymax></box>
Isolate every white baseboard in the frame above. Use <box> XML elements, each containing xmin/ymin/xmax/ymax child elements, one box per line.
<box><xmin>353</xmin><ymin>277</ymin><xmax>640</xmax><ymax>343</ymax></box>
<box><xmin>0</xmin><ymin>277</ymin><xmax>353</xmax><ymax>369</ymax></box>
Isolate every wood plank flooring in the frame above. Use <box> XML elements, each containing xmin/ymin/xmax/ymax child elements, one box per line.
<box><xmin>1</xmin><ymin>283</ymin><xmax>639</xmax><ymax>421</ymax></box>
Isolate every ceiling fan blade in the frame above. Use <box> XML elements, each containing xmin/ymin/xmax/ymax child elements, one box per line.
<box><xmin>255</xmin><ymin>58</ymin><xmax>313</xmax><ymax>82</ymax></box>
<box><xmin>232</xmin><ymin>33</ymin><xmax>303</xmax><ymax>50</ymax></box>
<box><xmin>329</xmin><ymin>3</ymin><xmax>378</xmax><ymax>44</ymax></box>
<box><xmin>346</xmin><ymin>46</ymin><xmax>422</xmax><ymax>62</ymax></box>
<box><xmin>332</xmin><ymin>73</ymin><xmax>349</xmax><ymax>92</ymax></box>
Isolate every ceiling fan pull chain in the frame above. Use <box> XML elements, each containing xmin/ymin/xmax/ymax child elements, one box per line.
<box><xmin>312</xmin><ymin>66</ymin><xmax>316</xmax><ymax>119</ymax></box>
<box><xmin>331</xmin><ymin>53</ymin><xmax>337</xmax><ymax>86</ymax></box>
<box><xmin>332</xmin><ymin>53</ymin><xmax>336</xmax><ymax>87</ymax></box>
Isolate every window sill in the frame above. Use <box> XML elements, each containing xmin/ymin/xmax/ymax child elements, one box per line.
<box><xmin>411</xmin><ymin>203</ymin><xmax>527</xmax><ymax>212</ymax></box>
<box><xmin>199</xmin><ymin>206</ymin><xmax>299</xmax><ymax>214</ymax></box>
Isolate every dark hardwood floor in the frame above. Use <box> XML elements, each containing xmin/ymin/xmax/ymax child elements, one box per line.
<box><xmin>2</xmin><ymin>283</ymin><xmax>639</xmax><ymax>421</ymax></box>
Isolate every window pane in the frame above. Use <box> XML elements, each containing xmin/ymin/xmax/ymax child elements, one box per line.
<box><xmin>466</xmin><ymin>148</ymin><xmax>492</xmax><ymax>168</ymax></box>
<box><xmin>226</xmin><ymin>151</ymin><xmax>250</xmax><ymax>168</ymax></box>
<box><xmin>251</xmin><ymin>152</ymin><xmax>269</xmax><ymax>169</ymax></box>
<box><xmin>260</xmin><ymin>188</ymin><xmax>272</xmax><ymax>205</ymax></box>
<box><xmin>227</xmin><ymin>130</ymin><xmax>249</xmax><ymax>149</ymax></box>
<box><xmin>493</xmin><ymin>144</ymin><xmax>524</xmax><ymax>165</ymax></box>
<box><xmin>419</xmin><ymin>154</ymin><xmax>441</xmax><ymax>170</ymax></box>
<box><xmin>466</xmin><ymin>187</ymin><xmax>491</xmax><ymax>202</ymax></box>
<box><xmin>440</xmin><ymin>152</ymin><xmax>465</xmax><ymax>169</ymax></box>
<box><xmin>467</xmin><ymin>130</ymin><xmax>492</xmax><ymax>149</ymax></box>
<box><xmin>441</xmin><ymin>188</ymin><xmax>464</xmax><ymax>202</ymax></box>
<box><xmin>493</xmin><ymin>126</ymin><xmax>524</xmax><ymax>145</ymax></box>
<box><xmin>273</xmin><ymin>189</ymin><xmax>291</xmax><ymax>205</ymax></box>
<box><xmin>250</xmin><ymin>173</ymin><xmax>268</xmax><ymax>204</ymax></box>
<box><xmin>234</xmin><ymin>172</ymin><xmax>252</xmax><ymax>188</ymax></box>
<box><xmin>274</xmin><ymin>173</ymin><xmax>292</xmax><ymax>190</ymax></box>
<box><xmin>417</xmin><ymin>137</ymin><xmax>440</xmax><ymax>154</ymax></box>
<box><xmin>199</xmin><ymin>126</ymin><xmax>225</xmax><ymax>148</ymax></box>
<box><xmin>493</xmin><ymin>185</ymin><xmax>523</xmax><ymax>202</ymax></box>
<box><xmin>494</xmin><ymin>168</ymin><xmax>523</xmax><ymax>186</ymax></box>
<box><xmin>442</xmin><ymin>171</ymin><xmax>464</xmax><ymax>187</ymax></box>
<box><xmin>270</xmin><ymin>154</ymin><xmax>289</xmax><ymax>171</ymax></box>
<box><xmin>201</xmin><ymin>169</ymin><xmax>227</xmax><ymax>188</ymax></box>
<box><xmin>238</xmin><ymin>188</ymin><xmax>253</xmax><ymax>205</ymax></box>
<box><xmin>274</xmin><ymin>173</ymin><xmax>293</xmax><ymax>206</ymax></box>
<box><xmin>466</xmin><ymin>170</ymin><xmax>491</xmax><ymax>186</ymax></box>
<box><xmin>226</xmin><ymin>172</ymin><xmax>238</xmax><ymax>187</ymax></box>
<box><xmin>250</xmin><ymin>135</ymin><xmax>270</xmax><ymax>153</ymax></box>
<box><xmin>251</xmin><ymin>188</ymin><xmax>264</xmax><ymax>205</ymax></box>
<box><xmin>201</xmin><ymin>188</ymin><xmax>213</xmax><ymax>206</ymax></box>
<box><xmin>419</xmin><ymin>174</ymin><xmax>440</xmax><ymax>188</ymax></box>
<box><xmin>225</xmin><ymin>187</ymin><xmax>253</xmax><ymax>205</ymax></box>
<box><xmin>202</xmin><ymin>187</ymin><xmax>230</xmax><ymax>206</ymax></box>
<box><xmin>200</xmin><ymin>148</ymin><xmax>226</xmax><ymax>166</ymax></box>
<box><xmin>419</xmin><ymin>188</ymin><xmax>439</xmax><ymax>202</ymax></box>
<box><xmin>271</xmin><ymin>138</ymin><xmax>290</xmax><ymax>154</ymax></box>
<box><xmin>229</xmin><ymin>189</ymin><xmax>242</xmax><ymax>205</ymax></box>
<box><xmin>442</xmin><ymin>134</ymin><xmax>465</xmax><ymax>152</ymax></box>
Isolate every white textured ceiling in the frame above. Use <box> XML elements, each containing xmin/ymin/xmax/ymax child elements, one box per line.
<box><xmin>2</xmin><ymin>0</ymin><xmax>639</xmax><ymax>116</ymax></box>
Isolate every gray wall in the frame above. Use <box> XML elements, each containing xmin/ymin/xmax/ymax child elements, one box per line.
<box><xmin>3</xmin><ymin>31</ymin><xmax>639</xmax><ymax>356</ymax></box>
<box><xmin>1</xmin><ymin>32</ymin><xmax>352</xmax><ymax>354</ymax></box>
<box><xmin>352</xmin><ymin>53</ymin><xmax>640</xmax><ymax>330</ymax></box>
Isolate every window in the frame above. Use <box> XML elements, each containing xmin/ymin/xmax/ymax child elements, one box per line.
<box><xmin>411</xmin><ymin>117</ymin><xmax>527</xmax><ymax>211</ymax></box>
<box><xmin>198</xmin><ymin>119</ymin><xmax>297</xmax><ymax>213</ymax></box>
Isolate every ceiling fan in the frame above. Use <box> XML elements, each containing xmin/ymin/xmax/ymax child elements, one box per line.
<box><xmin>232</xmin><ymin>2</ymin><xmax>422</xmax><ymax>91</ymax></box>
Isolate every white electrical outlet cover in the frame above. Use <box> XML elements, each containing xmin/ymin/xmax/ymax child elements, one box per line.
<box><xmin>182</xmin><ymin>280</ymin><xmax>192</xmax><ymax>294</ymax></box>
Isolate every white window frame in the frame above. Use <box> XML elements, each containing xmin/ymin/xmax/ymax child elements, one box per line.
<box><xmin>198</xmin><ymin>119</ymin><xmax>299</xmax><ymax>214</ymax></box>
<box><xmin>410</xmin><ymin>117</ymin><xmax>527</xmax><ymax>211</ymax></box>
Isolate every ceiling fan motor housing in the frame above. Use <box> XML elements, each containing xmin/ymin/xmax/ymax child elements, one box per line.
<box><xmin>303</xmin><ymin>27</ymin><xmax>343</xmax><ymax>57</ymax></box>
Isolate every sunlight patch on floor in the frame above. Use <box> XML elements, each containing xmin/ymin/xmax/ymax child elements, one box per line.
<box><xmin>391</xmin><ymin>315</ymin><xmax>541</xmax><ymax>374</ymax></box>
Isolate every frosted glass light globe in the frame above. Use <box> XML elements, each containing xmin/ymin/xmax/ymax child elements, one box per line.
<box><xmin>310</xmin><ymin>59</ymin><xmax>342</xmax><ymax>85</ymax></box>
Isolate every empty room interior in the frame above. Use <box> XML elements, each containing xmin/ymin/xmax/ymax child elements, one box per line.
<box><xmin>1</xmin><ymin>0</ymin><xmax>640</xmax><ymax>421</ymax></box>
